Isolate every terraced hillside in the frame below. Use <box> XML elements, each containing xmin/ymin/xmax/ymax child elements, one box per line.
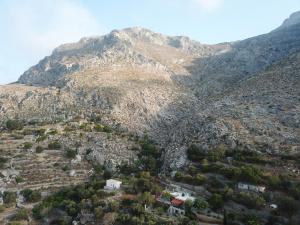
<box><xmin>0</xmin><ymin>120</ymin><xmax>137</xmax><ymax>192</ymax></box>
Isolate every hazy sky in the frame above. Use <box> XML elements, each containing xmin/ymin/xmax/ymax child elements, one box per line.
<box><xmin>0</xmin><ymin>0</ymin><xmax>299</xmax><ymax>84</ymax></box>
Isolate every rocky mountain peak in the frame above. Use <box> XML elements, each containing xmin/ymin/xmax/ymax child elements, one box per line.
<box><xmin>277</xmin><ymin>10</ymin><xmax>300</xmax><ymax>30</ymax></box>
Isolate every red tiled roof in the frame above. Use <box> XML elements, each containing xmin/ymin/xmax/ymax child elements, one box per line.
<box><xmin>171</xmin><ymin>198</ymin><xmax>184</xmax><ymax>206</ymax></box>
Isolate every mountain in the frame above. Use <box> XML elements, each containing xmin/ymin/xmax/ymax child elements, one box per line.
<box><xmin>1</xmin><ymin>12</ymin><xmax>300</xmax><ymax>170</ymax></box>
<box><xmin>277</xmin><ymin>11</ymin><xmax>300</xmax><ymax>30</ymax></box>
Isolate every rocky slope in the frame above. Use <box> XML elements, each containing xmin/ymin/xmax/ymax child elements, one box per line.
<box><xmin>1</xmin><ymin>12</ymin><xmax>300</xmax><ymax>170</ymax></box>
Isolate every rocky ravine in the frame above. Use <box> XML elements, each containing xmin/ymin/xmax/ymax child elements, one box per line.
<box><xmin>1</xmin><ymin>12</ymin><xmax>300</xmax><ymax>170</ymax></box>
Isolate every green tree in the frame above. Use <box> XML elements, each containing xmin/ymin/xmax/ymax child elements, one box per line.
<box><xmin>184</xmin><ymin>199</ymin><xmax>194</xmax><ymax>213</ymax></box>
<box><xmin>194</xmin><ymin>198</ymin><xmax>209</xmax><ymax>210</ymax></box>
<box><xmin>103</xmin><ymin>170</ymin><xmax>112</xmax><ymax>179</ymax></box>
<box><xmin>138</xmin><ymin>192</ymin><xmax>155</xmax><ymax>206</ymax></box>
<box><xmin>209</xmin><ymin>194</ymin><xmax>223</xmax><ymax>210</ymax></box>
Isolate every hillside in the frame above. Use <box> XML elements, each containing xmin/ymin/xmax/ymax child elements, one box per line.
<box><xmin>0</xmin><ymin>12</ymin><xmax>300</xmax><ymax>171</ymax></box>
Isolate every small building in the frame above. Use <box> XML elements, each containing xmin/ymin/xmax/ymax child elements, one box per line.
<box><xmin>238</xmin><ymin>183</ymin><xmax>249</xmax><ymax>190</ymax></box>
<box><xmin>104</xmin><ymin>179</ymin><xmax>122</xmax><ymax>190</ymax></box>
<box><xmin>168</xmin><ymin>205</ymin><xmax>185</xmax><ymax>216</ymax></box>
<box><xmin>270</xmin><ymin>204</ymin><xmax>278</xmax><ymax>209</ymax></box>
<box><xmin>248</xmin><ymin>184</ymin><xmax>266</xmax><ymax>193</ymax></box>
<box><xmin>238</xmin><ymin>182</ymin><xmax>265</xmax><ymax>193</ymax></box>
<box><xmin>170</xmin><ymin>191</ymin><xmax>196</xmax><ymax>202</ymax></box>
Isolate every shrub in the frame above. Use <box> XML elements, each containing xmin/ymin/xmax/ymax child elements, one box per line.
<box><xmin>3</xmin><ymin>191</ymin><xmax>16</xmax><ymax>205</ymax></box>
<box><xmin>232</xmin><ymin>192</ymin><xmax>266</xmax><ymax>209</ymax></box>
<box><xmin>94</xmin><ymin>124</ymin><xmax>112</xmax><ymax>133</ymax></box>
<box><xmin>103</xmin><ymin>170</ymin><xmax>112</xmax><ymax>180</ymax></box>
<box><xmin>23</xmin><ymin>142</ymin><xmax>33</xmax><ymax>150</ymax></box>
<box><xmin>195</xmin><ymin>174</ymin><xmax>206</xmax><ymax>185</ymax></box>
<box><xmin>15</xmin><ymin>176</ymin><xmax>24</xmax><ymax>184</ymax></box>
<box><xmin>36</xmin><ymin>135</ymin><xmax>47</xmax><ymax>143</ymax></box>
<box><xmin>278</xmin><ymin>196</ymin><xmax>299</xmax><ymax>217</ymax></box>
<box><xmin>66</xmin><ymin>149</ymin><xmax>77</xmax><ymax>159</ymax></box>
<box><xmin>0</xmin><ymin>157</ymin><xmax>8</xmax><ymax>169</ymax></box>
<box><xmin>13</xmin><ymin>208</ymin><xmax>28</xmax><ymax>221</ymax></box>
<box><xmin>103</xmin><ymin>125</ymin><xmax>113</xmax><ymax>133</ymax></box>
<box><xmin>209</xmin><ymin>194</ymin><xmax>224</xmax><ymax>210</ymax></box>
<box><xmin>6</xmin><ymin>119</ymin><xmax>23</xmax><ymax>131</ymax></box>
<box><xmin>194</xmin><ymin>198</ymin><xmax>209</xmax><ymax>210</ymax></box>
<box><xmin>243</xmin><ymin>214</ymin><xmax>263</xmax><ymax>225</ymax></box>
<box><xmin>36</xmin><ymin>146</ymin><xmax>44</xmax><ymax>153</ymax></box>
<box><xmin>187</xmin><ymin>144</ymin><xmax>205</xmax><ymax>161</ymax></box>
<box><xmin>21</xmin><ymin>189</ymin><xmax>42</xmax><ymax>203</ymax></box>
<box><xmin>239</xmin><ymin>165</ymin><xmax>264</xmax><ymax>184</ymax></box>
<box><xmin>48</xmin><ymin>141</ymin><xmax>62</xmax><ymax>150</ymax></box>
<box><xmin>62</xmin><ymin>165</ymin><xmax>70</xmax><ymax>171</ymax></box>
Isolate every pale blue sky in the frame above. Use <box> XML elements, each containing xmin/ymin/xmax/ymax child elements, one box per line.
<box><xmin>0</xmin><ymin>0</ymin><xmax>299</xmax><ymax>84</ymax></box>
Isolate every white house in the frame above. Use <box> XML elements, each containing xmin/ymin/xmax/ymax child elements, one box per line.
<box><xmin>170</xmin><ymin>191</ymin><xmax>195</xmax><ymax>202</ymax></box>
<box><xmin>104</xmin><ymin>179</ymin><xmax>122</xmax><ymax>190</ymax></box>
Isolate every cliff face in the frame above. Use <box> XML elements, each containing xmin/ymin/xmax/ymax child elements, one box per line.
<box><xmin>1</xmin><ymin>12</ymin><xmax>300</xmax><ymax>169</ymax></box>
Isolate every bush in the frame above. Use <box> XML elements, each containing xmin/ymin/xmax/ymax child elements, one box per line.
<box><xmin>15</xmin><ymin>176</ymin><xmax>24</xmax><ymax>184</ymax></box>
<box><xmin>187</xmin><ymin>144</ymin><xmax>205</xmax><ymax>161</ymax></box>
<box><xmin>0</xmin><ymin>157</ymin><xmax>8</xmax><ymax>169</ymax></box>
<box><xmin>94</xmin><ymin>124</ymin><xmax>112</xmax><ymax>133</ymax></box>
<box><xmin>62</xmin><ymin>165</ymin><xmax>70</xmax><ymax>171</ymax></box>
<box><xmin>36</xmin><ymin>146</ymin><xmax>44</xmax><ymax>153</ymax></box>
<box><xmin>195</xmin><ymin>174</ymin><xmax>206</xmax><ymax>185</ymax></box>
<box><xmin>209</xmin><ymin>194</ymin><xmax>224</xmax><ymax>210</ymax></box>
<box><xmin>23</xmin><ymin>142</ymin><xmax>33</xmax><ymax>150</ymax></box>
<box><xmin>21</xmin><ymin>189</ymin><xmax>42</xmax><ymax>203</ymax></box>
<box><xmin>36</xmin><ymin>135</ymin><xmax>47</xmax><ymax>143</ymax></box>
<box><xmin>13</xmin><ymin>208</ymin><xmax>28</xmax><ymax>221</ymax></box>
<box><xmin>278</xmin><ymin>196</ymin><xmax>299</xmax><ymax>216</ymax></box>
<box><xmin>6</xmin><ymin>120</ymin><xmax>23</xmax><ymax>131</ymax></box>
<box><xmin>103</xmin><ymin>170</ymin><xmax>112</xmax><ymax>180</ymax></box>
<box><xmin>3</xmin><ymin>191</ymin><xmax>16</xmax><ymax>205</ymax></box>
<box><xmin>194</xmin><ymin>198</ymin><xmax>209</xmax><ymax>210</ymax></box>
<box><xmin>66</xmin><ymin>149</ymin><xmax>77</xmax><ymax>159</ymax></box>
<box><xmin>232</xmin><ymin>192</ymin><xmax>266</xmax><ymax>209</ymax></box>
<box><xmin>48</xmin><ymin>141</ymin><xmax>62</xmax><ymax>150</ymax></box>
<box><xmin>239</xmin><ymin>165</ymin><xmax>264</xmax><ymax>184</ymax></box>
